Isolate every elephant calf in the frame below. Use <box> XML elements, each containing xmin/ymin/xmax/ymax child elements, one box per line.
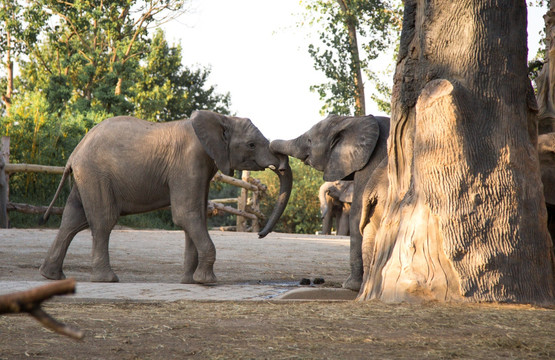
<box><xmin>319</xmin><ymin>180</ymin><xmax>353</xmax><ymax>236</ymax></box>
<box><xmin>40</xmin><ymin>110</ymin><xmax>292</xmax><ymax>284</ymax></box>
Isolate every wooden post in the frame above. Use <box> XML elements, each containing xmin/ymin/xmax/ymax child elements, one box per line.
<box><xmin>251</xmin><ymin>189</ymin><xmax>260</xmax><ymax>233</ymax></box>
<box><xmin>0</xmin><ymin>136</ymin><xmax>9</xmax><ymax>228</ymax></box>
<box><xmin>236</xmin><ymin>171</ymin><xmax>249</xmax><ymax>232</ymax></box>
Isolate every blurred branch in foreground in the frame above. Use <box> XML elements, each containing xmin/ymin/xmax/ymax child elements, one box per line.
<box><xmin>0</xmin><ymin>278</ymin><xmax>84</xmax><ymax>340</ymax></box>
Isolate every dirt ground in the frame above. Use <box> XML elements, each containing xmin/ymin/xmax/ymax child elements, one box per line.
<box><xmin>1</xmin><ymin>229</ymin><xmax>555</xmax><ymax>359</ymax></box>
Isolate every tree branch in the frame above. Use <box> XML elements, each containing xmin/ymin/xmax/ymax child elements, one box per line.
<box><xmin>0</xmin><ymin>279</ymin><xmax>84</xmax><ymax>340</ymax></box>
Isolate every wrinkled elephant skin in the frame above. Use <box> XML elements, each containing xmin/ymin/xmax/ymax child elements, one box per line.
<box><xmin>271</xmin><ymin>114</ymin><xmax>390</xmax><ymax>291</ymax></box>
<box><xmin>538</xmin><ymin>133</ymin><xmax>555</xmax><ymax>247</ymax></box>
<box><xmin>39</xmin><ymin>111</ymin><xmax>292</xmax><ymax>284</ymax></box>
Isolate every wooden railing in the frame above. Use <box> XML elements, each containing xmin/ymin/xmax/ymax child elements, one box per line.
<box><xmin>0</xmin><ymin>136</ymin><xmax>266</xmax><ymax>231</ymax></box>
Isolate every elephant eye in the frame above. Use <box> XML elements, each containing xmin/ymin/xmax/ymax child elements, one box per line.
<box><xmin>247</xmin><ymin>142</ymin><xmax>256</xmax><ymax>150</ymax></box>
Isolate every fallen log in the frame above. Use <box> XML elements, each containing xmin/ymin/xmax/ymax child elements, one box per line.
<box><xmin>7</xmin><ymin>202</ymin><xmax>64</xmax><ymax>215</ymax></box>
<box><xmin>8</xmin><ymin>201</ymin><xmax>259</xmax><ymax>220</ymax></box>
<box><xmin>212</xmin><ymin>172</ymin><xmax>259</xmax><ymax>192</ymax></box>
<box><xmin>208</xmin><ymin>201</ymin><xmax>259</xmax><ymax>220</ymax></box>
<box><xmin>4</xmin><ymin>163</ymin><xmax>65</xmax><ymax>174</ymax></box>
<box><xmin>0</xmin><ymin>278</ymin><xmax>84</xmax><ymax>340</ymax></box>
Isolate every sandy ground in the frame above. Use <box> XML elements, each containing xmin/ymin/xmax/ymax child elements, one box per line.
<box><xmin>0</xmin><ymin>228</ymin><xmax>356</xmax><ymax>300</ymax></box>
<box><xmin>2</xmin><ymin>229</ymin><xmax>555</xmax><ymax>359</ymax></box>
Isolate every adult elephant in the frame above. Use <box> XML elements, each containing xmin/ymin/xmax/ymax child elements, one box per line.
<box><xmin>271</xmin><ymin>114</ymin><xmax>389</xmax><ymax>290</ymax></box>
<box><xmin>39</xmin><ymin>110</ymin><xmax>292</xmax><ymax>284</ymax></box>
<box><xmin>319</xmin><ymin>180</ymin><xmax>353</xmax><ymax>236</ymax></box>
<box><xmin>538</xmin><ymin>132</ymin><xmax>555</xmax><ymax>244</ymax></box>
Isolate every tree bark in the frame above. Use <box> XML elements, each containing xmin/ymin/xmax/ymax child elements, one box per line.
<box><xmin>359</xmin><ymin>0</ymin><xmax>555</xmax><ymax>304</ymax></box>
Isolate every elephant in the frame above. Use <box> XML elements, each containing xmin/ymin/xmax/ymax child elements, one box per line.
<box><xmin>39</xmin><ymin>110</ymin><xmax>292</xmax><ymax>284</ymax></box>
<box><xmin>271</xmin><ymin>114</ymin><xmax>389</xmax><ymax>290</ymax></box>
<box><xmin>319</xmin><ymin>180</ymin><xmax>353</xmax><ymax>236</ymax></box>
<box><xmin>538</xmin><ymin>132</ymin><xmax>555</xmax><ymax>244</ymax></box>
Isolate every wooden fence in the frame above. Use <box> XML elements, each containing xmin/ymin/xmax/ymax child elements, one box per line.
<box><xmin>0</xmin><ymin>136</ymin><xmax>267</xmax><ymax>232</ymax></box>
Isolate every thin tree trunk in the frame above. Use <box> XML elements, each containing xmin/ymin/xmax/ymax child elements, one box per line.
<box><xmin>337</xmin><ymin>0</ymin><xmax>366</xmax><ymax>116</ymax></box>
<box><xmin>359</xmin><ymin>0</ymin><xmax>555</xmax><ymax>304</ymax></box>
<box><xmin>2</xmin><ymin>29</ymin><xmax>13</xmax><ymax>116</ymax></box>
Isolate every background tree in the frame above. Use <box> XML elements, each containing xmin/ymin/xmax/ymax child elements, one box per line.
<box><xmin>0</xmin><ymin>0</ymin><xmax>47</xmax><ymax>116</ymax></box>
<box><xmin>131</xmin><ymin>29</ymin><xmax>231</xmax><ymax>122</ymax></box>
<box><xmin>17</xmin><ymin>0</ymin><xmax>186</xmax><ymax>115</ymax></box>
<box><xmin>359</xmin><ymin>0</ymin><xmax>554</xmax><ymax>303</ymax></box>
<box><xmin>0</xmin><ymin>1</ymin><xmax>235</xmax><ymax>229</ymax></box>
<box><xmin>303</xmin><ymin>0</ymin><xmax>401</xmax><ymax>115</ymax></box>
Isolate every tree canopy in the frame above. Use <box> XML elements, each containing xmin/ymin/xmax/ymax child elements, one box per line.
<box><xmin>302</xmin><ymin>0</ymin><xmax>401</xmax><ymax>116</ymax></box>
<box><xmin>0</xmin><ymin>0</ymin><xmax>232</xmax><ymax>228</ymax></box>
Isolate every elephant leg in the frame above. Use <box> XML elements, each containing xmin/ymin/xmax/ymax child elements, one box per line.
<box><xmin>342</xmin><ymin>175</ymin><xmax>366</xmax><ymax>291</ymax></box>
<box><xmin>343</xmin><ymin>229</ymin><xmax>363</xmax><ymax>290</ymax></box>
<box><xmin>40</xmin><ymin>187</ymin><xmax>89</xmax><ymax>280</ymax></box>
<box><xmin>322</xmin><ymin>212</ymin><xmax>333</xmax><ymax>235</ymax></box>
<box><xmin>79</xmin><ymin>178</ymin><xmax>120</xmax><ymax>282</ymax></box>
<box><xmin>337</xmin><ymin>203</ymin><xmax>350</xmax><ymax>236</ymax></box>
<box><xmin>171</xmin><ymin>179</ymin><xmax>217</xmax><ymax>284</ymax></box>
<box><xmin>181</xmin><ymin>231</ymin><xmax>199</xmax><ymax>284</ymax></box>
<box><xmin>321</xmin><ymin>195</ymin><xmax>334</xmax><ymax>235</ymax></box>
<box><xmin>89</xmin><ymin>223</ymin><xmax>119</xmax><ymax>282</ymax></box>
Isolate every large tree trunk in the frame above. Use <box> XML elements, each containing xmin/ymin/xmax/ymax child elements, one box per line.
<box><xmin>359</xmin><ymin>0</ymin><xmax>555</xmax><ymax>304</ymax></box>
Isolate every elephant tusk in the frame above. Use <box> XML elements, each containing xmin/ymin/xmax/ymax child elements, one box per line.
<box><xmin>268</xmin><ymin>165</ymin><xmax>276</xmax><ymax>170</ymax></box>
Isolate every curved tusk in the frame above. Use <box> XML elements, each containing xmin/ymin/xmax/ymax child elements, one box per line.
<box><xmin>268</xmin><ymin>165</ymin><xmax>276</xmax><ymax>170</ymax></box>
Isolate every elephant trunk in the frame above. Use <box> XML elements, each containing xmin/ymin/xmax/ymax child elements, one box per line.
<box><xmin>270</xmin><ymin>138</ymin><xmax>304</xmax><ymax>160</ymax></box>
<box><xmin>258</xmin><ymin>155</ymin><xmax>293</xmax><ymax>238</ymax></box>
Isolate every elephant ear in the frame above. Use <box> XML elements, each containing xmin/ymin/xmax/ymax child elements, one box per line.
<box><xmin>191</xmin><ymin>110</ymin><xmax>233</xmax><ymax>176</ymax></box>
<box><xmin>339</xmin><ymin>182</ymin><xmax>354</xmax><ymax>203</ymax></box>
<box><xmin>324</xmin><ymin>115</ymin><xmax>380</xmax><ymax>181</ymax></box>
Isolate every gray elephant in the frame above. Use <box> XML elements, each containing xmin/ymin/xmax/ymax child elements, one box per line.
<box><xmin>319</xmin><ymin>180</ymin><xmax>353</xmax><ymax>236</ymax></box>
<box><xmin>271</xmin><ymin>114</ymin><xmax>389</xmax><ymax>290</ymax></box>
<box><xmin>39</xmin><ymin>110</ymin><xmax>292</xmax><ymax>284</ymax></box>
<box><xmin>538</xmin><ymin>132</ymin><xmax>555</xmax><ymax>244</ymax></box>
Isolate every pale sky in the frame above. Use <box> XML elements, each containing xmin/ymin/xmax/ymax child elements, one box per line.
<box><xmin>163</xmin><ymin>0</ymin><xmax>548</xmax><ymax>140</ymax></box>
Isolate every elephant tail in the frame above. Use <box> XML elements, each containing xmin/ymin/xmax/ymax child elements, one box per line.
<box><xmin>39</xmin><ymin>165</ymin><xmax>72</xmax><ymax>225</ymax></box>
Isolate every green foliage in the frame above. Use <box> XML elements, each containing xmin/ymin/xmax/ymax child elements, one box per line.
<box><xmin>302</xmin><ymin>0</ymin><xmax>401</xmax><ymax>115</ymax></box>
<box><xmin>131</xmin><ymin>29</ymin><xmax>231</xmax><ymax>121</ymax></box>
<box><xmin>1</xmin><ymin>91</ymin><xmax>110</xmax><ymax>227</ymax></box>
<box><xmin>16</xmin><ymin>0</ymin><xmax>187</xmax><ymax>116</ymax></box>
<box><xmin>0</xmin><ymin>2</ymin><xmax>234</xmax><ymax>229</ymax></box>
<box><xmin>254</xmin><ymin>158</ymin><xmax>323</xmax><ymax>234</ymax></box>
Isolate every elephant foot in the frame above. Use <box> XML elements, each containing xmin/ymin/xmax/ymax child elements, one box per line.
<box><xmin>39</xmin><ymin>263</ymin><xmax>66</xmax><ymax>280</ymax></box>
<box><xmin>193</xmin><ymin>267</ymin><xmax>217</xmax><ymax>284</ymax></box>
<box><xmin>90</xmin><ymin>269</ymin><xmax>119</xmax><ymax>282</ymax></box>
<box><xmin>181</xmin><ymin>273</ymin><xmax>196</xmax><ymax>284</ymax></box>
<box><xmin>342</xmin><ymin>275</ymin><xmax>362</xmax><ymax>291</ymax></box>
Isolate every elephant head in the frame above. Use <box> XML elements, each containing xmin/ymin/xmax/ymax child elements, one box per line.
<box><xmin>270</xmin><ymin>114</ymin><xmax>381</xmax><ymax>182</ymax></box>
<box><xmin>191</xmin><ymin>110</ymin><xmax>292</xmax><ymax>238</ymax></box>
